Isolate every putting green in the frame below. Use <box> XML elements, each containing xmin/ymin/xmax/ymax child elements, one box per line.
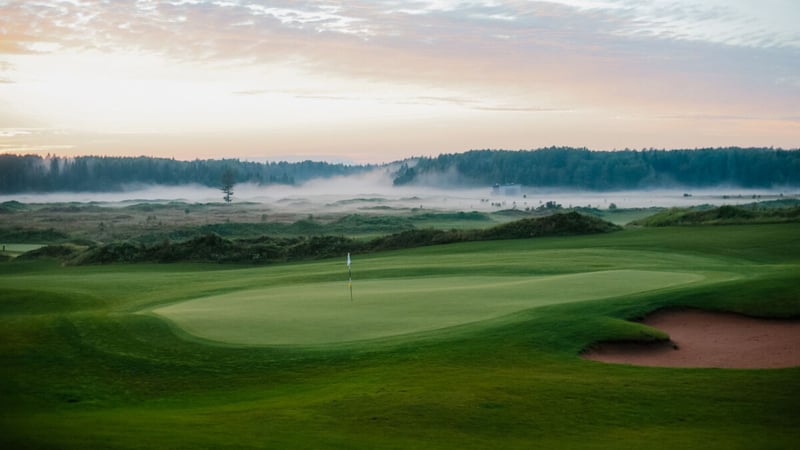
<box><xmin>151</xmin><ymin>269</ymin><xmax>704</xmax><ymax>346</ymax></box>
<box><xmin>0</xmin><ymin>243</ymin><xmax>44</xmax><ymax>257</ymax></box>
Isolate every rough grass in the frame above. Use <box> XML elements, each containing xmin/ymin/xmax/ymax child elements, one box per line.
<box><xmin>632</xmin><ymin>204</ymin><xmax>800</xmax><ymax>226</ymax></box>
<box><xmin>1</xmin><ymin>223</ymin><xmax>799</xmax><ymax>449</ymax></box>
<box><xmin>29</xmin><ymin>212</ymin><xmax>618</xmax><ymax>265</ymax></box>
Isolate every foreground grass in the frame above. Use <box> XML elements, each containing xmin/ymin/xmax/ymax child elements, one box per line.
<box><xmin>1</xmin><ymin>224</ymin><xmax>799</xmax><ymax>449</ymax></box>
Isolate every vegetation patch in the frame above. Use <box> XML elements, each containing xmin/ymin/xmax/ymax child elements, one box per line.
<box><xmin>632</xmin><ymin>205</ymin><xmax>800</xmax><ymax>226</ymax></box>
<box><xmin>0</xmin><ymin>226</ymin><xmax>69</xmax><ymax>244</ymax></box>
<box><xmin>21</xmin><ymin>213</ymin><xmax>619</xmax><ymax>265</ymax></box>
<box><xmin>411</xmin><ymin>211</ymin><xmax>491</xmax><ymax>222</ymax></box>
<box><xmin>328</xmin><ymin>214</ymin><xmax>415</xmax><ymax>234</ymax></box>
<box><xmin>480</xmin><ymin>211</ymin><xmax>619</xmax><ymax>239</ymax></box>
<box><xmin>0</xmin><ymin>200</ymin><xmax>27</xmax><ymax>213</ymax></box>
<box><xmin>14</xmin><ymin>244</ymin><xmax>83</xmax><ymax>261</ymax></box>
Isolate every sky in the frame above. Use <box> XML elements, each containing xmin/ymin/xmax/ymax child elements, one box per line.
<box><xmin>0</xmin><ymin>0</ymin><xmax>798</xmax><ymax>164</ymax></box>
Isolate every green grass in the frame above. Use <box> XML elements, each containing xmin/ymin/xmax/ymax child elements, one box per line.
<box><xmin>1</xmin><ymin>223</ymin><xmax>799</xmax><ymax>449</ymax></box>
<box><xmin>0</xmin><ymin>243</ymin><xmax>45</xmax><ymax>258</ymax></box>
<box><xmin>153</xmin><ymin>270</ymin><xmax>705</xmax><ymax>346</ymax></box>
<box><xmin>590</xmin><ymin>207</ymin><xmax>665</xmax><ymax>225</ymax></box>
<box><xmin>631</xmin><ymin>204</ymin><xmax>800</xmax><ymax>227</ymax></box>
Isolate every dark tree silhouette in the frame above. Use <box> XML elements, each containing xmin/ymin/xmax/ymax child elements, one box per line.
<box><xmin>0</xmin><ymin>154</ymin><xmax>371</xmax><ymax>193</ymax></box>
<box><xmin>221</xmin><ymin>167</ymin><xmax>236</xmax><ymax>203</ymax></box>
<box><xmin>0</xmin><ymin>148</ymin><xmax>798</xmax><ymax>193</ymax></box>
<box><xmin>391</xmin><ymin>147</ymin><xmax>800</xmax><ymax>189</ymax></box>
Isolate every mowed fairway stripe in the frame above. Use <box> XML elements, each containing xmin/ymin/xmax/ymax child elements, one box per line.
<box><xmin>152</xmin><ymin>270</ymin><xmax>703</xmax><ymax>345</ymax></box>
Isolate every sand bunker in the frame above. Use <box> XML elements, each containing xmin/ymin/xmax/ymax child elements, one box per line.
<box><xmin>584</xmin><ymin>309</ymin><xmax>800</xmax><ymax>369</ymax></box>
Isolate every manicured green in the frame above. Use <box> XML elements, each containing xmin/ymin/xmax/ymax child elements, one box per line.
<box><xmin>154</xmin><ymin>270</ymin><xmax>705</xmax><ymax>346</ymax></box>
<box><xmin>1</xmin><ymin>223</ymin><xmax>799</xmax><ymax>449</ymax></box>
<box><xmin>0</xmin><ymin>243</ymin><xmax>44</xmax><ymax>258</ymax></box>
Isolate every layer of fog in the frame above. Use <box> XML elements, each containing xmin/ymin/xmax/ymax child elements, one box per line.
<box><xmin>1</xmin><ymin>169</ymin><xmax>797</xmax><ymax>213</ymax></box>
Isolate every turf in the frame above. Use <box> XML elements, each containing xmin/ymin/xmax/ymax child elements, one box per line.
<box><xmin>0</xmin><ymin>243</ymin><xmax>44</xmax><ymax>258</ymax></box>
<box><xmin>153</xmin><ymin>270</ymin><xmax>705</xmax><ymax>345</ymax></box>
<box><xmin>1</xmin><ymin>223</ymin><xmax>799</xmax><ymax>449</ymax></box>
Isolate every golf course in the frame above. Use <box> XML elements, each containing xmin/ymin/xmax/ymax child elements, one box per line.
<box><xmin>3</xmin><ymin>0</ymin><xmax>799</xmax><ymax>443</ymax></box>
<box><xmin>2</xmin><ymin>219</ymin><xmax>799</xmax><ymax>448</ymax></box>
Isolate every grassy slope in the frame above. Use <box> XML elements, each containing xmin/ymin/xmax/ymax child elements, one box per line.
<box><xmin>0</xmin><ymin>244</ymin><xmax>45</xmax><ymax>259</ymax></box>
<box><xmin>631</xmin><ymin>204</ymin><xmax>800</xmax><ymax>227</ymax></box>
<box><xmin>1</xmin><ymin>224</ymin><xmax>799</xmax><ymax>449</ymax></box>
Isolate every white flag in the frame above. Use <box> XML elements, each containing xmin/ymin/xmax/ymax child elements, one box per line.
<box><xmin>347</xmin><ymin>253</ymin><xmax>351</xmax><ymax>268</ymax></box>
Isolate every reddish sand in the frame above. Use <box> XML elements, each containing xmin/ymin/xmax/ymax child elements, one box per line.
<box><xmin>583</xmin><ymin>309</ymin><xmax>800</xmax><ymax>369</ymax></box>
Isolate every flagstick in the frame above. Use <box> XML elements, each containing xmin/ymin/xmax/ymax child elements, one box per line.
<box><xmin>347</xmin><ymin>253</ymin><xmax>353</xmax><ymax>301</ymax></box>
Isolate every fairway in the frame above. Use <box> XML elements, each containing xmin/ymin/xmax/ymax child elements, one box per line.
<box><xmin>3</xmin><ymin>223</ymin><xmax>799</xmax><ymax>450</ymax></box>
<box><xmin>152</xmin><ymin>270</ymin><xmax>703</xmax><ymax>345</ymax></box>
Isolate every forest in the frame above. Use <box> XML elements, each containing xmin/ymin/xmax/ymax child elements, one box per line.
<box><xmin>1</xmin><ymin>147</ymin><xmax>799</xmax><ymax>193</ymax></box>
<box><xmin>0</xmin><ymin>154</ymin><xmax>370</xmax><ymax>193</ymax></box>
<box><xmin>393</xmin><ymin>147</ymin><xmax>800</xmax><ymax>189</ymax></box>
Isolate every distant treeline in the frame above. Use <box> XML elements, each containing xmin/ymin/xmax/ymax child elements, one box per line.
<box><xmin>0</xmin><ymin>154</ymin><xmax>370</xmax><ymax>193</ymax></box>
<box><xmin>3</xmin><ymin>147</ymin><xmax>800</xmax><ymax>193</ymax></box>
<box><xmin>393</xmin><ymin>147</ymin><xmax>800</xmax><ymax>189</ymax></box>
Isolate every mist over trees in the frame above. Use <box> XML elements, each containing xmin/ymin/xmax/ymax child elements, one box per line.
<box><xmin>1</xmin><ymin>147</ymin><xmax>799</xmax><ymax>194</ymax></box>
<box><xmin>0</xmin><ymin>155</ymin><xmax>371</xmax><ymax>193</ymax></box>
<box><xmin>393</xmin><ymin>147</ymin><xmax>800</xmax><ymax>189</ymax></box>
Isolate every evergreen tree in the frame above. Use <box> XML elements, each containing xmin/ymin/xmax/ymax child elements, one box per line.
<box><xmin>221</xmin><ymin>167</ymin><xmax>236</xmax><ymax>203</ymax></box>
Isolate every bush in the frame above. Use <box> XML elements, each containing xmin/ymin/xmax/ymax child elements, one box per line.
<box><xmin>632</xmin><ymin>205</ymin><xmax>800</xmax><ymax>226</ymax></box>
<box><xmin>479</xmin><ymin>212</ymin><xmax>620</xmax><ymax>240</ymax></box>
<box><xmin>15</xmin><ymin>244</ymin><xmax>83</xmax><ymax>261</ymax></box>
<box><xmin>67</xmin><ymin>213</ymin><xmax>620</xmax><ymax>265</ymax></box>
<box><xmin>0</xmin><ymin>227</ymin><xmax>69</xmax><ymax>244</ymax></box>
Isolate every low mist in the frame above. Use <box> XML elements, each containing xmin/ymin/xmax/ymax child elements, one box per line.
<box><xmin>1</xmin><ymin>167</ymin><xmax>796</xmax><ymax>214</ymax></box>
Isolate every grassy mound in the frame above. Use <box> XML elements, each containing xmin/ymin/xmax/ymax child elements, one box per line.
<box><xmin>480</xmin><ymin>211</ymin><xmax>619</xmax><ymax>239</ymax></box>
<box><xmin>0</xmin><ymin>226</ymin><xmax>69</xmax><ymax>244</ymax></box>
<box><xmin>0</xmin><ymin>200</ymin><xmax>27</xmax><ymax>214</ymax></box>
<box><xmin>633</xmin><ymin>204</ymin><xmax>800</xmax><ymax>226</ymax></box>
<box><xmin>28</xmin><ymin>213</ymin><xmax>620</xmax><ymax>265</ymax></box>
<box><xmin>15</xmin><ymin>244</ymin><xmax>84</xmax><ymax>261</ymax></box>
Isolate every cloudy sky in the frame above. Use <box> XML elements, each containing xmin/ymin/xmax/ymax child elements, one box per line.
<box><xmin>1</xmin><ymin>0</ymin><xmax>798</xmax><ymax>163</ymax></box>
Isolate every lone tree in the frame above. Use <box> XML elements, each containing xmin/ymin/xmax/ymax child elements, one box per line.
<box><xmin>221</xmin><ymin>167</ymin><xmax>236</xmax><ymax>203</ymax></box>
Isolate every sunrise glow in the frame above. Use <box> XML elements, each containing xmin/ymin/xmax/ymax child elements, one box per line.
<box><xmin>1</xmin><ymin>0</ymin><xmax>798</xmax><ymax>163</ymax></box>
